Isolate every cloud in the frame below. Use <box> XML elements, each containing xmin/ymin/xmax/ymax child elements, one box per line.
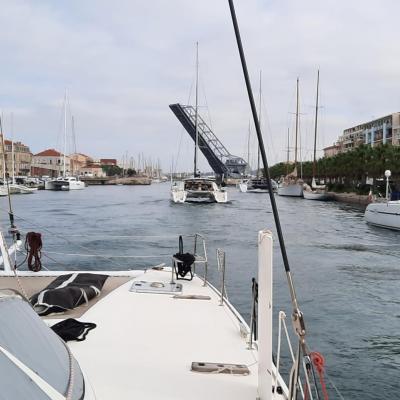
<box><xmin>0</xmin><ymin>0</ymin><xmax>399</xmax><ymax>171</ymax></box>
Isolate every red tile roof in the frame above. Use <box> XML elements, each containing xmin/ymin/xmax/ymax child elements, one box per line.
<box><xmin>35</xmin><ymin>148</ymin><xmax>63</xmax><ymax>157</ymax></box>
<box><xmin>100</xmin><ymin>158</ymin><xmax>117</xmax><ymax>165</ymax></box>
<box><xmin>4</xmin><ymin>140</ymin><xmax>12</xmax><ymax>145</ymax></box>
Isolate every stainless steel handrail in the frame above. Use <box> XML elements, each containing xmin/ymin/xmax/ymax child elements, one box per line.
<box><xmin>194</xmin><ymin>233</ymin><xmax>208</xmax><ymax>286</ymax></box>
<box><xmin>216</xmin><ymin>248</ymin><xmax>226</xmax><ymax>305</ymax></box>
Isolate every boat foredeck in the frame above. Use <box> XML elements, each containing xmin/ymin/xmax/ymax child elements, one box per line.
<box><xmin>68</xmin><ymin>268</ymin><xmax>260</xmax><ymax>399</ymax></box>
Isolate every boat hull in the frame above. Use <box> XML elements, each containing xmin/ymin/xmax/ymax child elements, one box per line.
<box><xmin>365</xmin><ymin>201</ymin><xmax>400</xmax><ymax>230</ymax></box>
<box><xmin>303</xmin><ymin>190</ymin><xmax>331</xmax><ymax>201</ymax></box>
<box><xmin>45</xmin><ymin>179</ymin><xmax>85</xmax><ymax>191</ymax></box>
<box><xmin>238</xmin><ymin>182</ymin><xmax>248</xmax><ymax>193</ymax></box>
<box><xmin>171</xmin><ymin>189</ymin><xmax>227</xmax><ymax>203</ymax></box>
<box><xmin>277</xmin><ymin>184</ymin><xmax>303</xmax><ymax>197</ymax></box>
<box><xmin>170</xmin><ymin>178</ymin><xmax>228</xmax><ymax>203</ymax></box>
<box><xmin>69</xmin><ymin>181</ymin><xmax>85</xmax><ymax>190</ymax></box>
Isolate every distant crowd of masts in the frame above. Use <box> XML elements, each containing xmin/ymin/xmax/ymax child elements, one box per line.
<box><xmin>120</xmin><ymin>151</ymin><xmax>162</xmax><ymax>178</ymax></box>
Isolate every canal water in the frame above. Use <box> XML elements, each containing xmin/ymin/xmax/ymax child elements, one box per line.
<box><xmin>1</xmin><ymin>183</ymin><xmax>399</xmax><ymax>398</ymax></box>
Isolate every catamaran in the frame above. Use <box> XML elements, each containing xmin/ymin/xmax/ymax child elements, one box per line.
<box><xmin>170</xmin><ymin>43</ymin><xmax>227</xmax><ymax>204</ymax></box>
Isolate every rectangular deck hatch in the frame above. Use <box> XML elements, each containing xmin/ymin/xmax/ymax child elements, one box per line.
<box><xmin>191</xmin><ymin>362</ymin><xmax>250</xmax><ymax>375</ymax></box>
<box><xmin>130</xmin><ymin>281</ymin><xmax>182</xmax><ymax>294</ymax></box>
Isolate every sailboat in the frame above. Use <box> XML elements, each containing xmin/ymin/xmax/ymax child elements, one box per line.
<box><xmin>45</xmin><ymin>90</ymin><xmax>85</xmax><ymax>191</ymax></box>
<box><xmin>277</xmin><ymin>78</ymin><xmax>304</xmax><ymax>197</ymax></box>
<box><xmin>171</xmin><ymin>43</ymin><xmax>228</xmax><ymax>204</ymax></box>
<box><xmin>303</xmin><ymin>70</ymin><xmax>331</xmax><ymax>201</ymax></box>
<box><xmin>240</xmin><ymin>72</ymin><xmax>276</xmax><ymax>194</ymax></box>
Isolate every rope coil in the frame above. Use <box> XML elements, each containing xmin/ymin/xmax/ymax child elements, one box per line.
<box><xmin>25</xmin><ymin>232</ymin><xmax>42</xmax><ymax>272</ymax></box>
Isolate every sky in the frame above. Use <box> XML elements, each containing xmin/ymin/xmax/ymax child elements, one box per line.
<box><xmin>1</xmin><ymin>0</ymin><xmax>399</xmax><ymax>172</ymax></box>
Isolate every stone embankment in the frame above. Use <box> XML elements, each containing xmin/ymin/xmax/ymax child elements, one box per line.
<box><xmin>111</xmin><ymin>177</ymin><xmax>151</xmax><ymax>185</ymax></box>
<box><xmin>327</xmin><ymin>192</ymin><xmax>370</xmax><ymax>206</ymax></box>
<box><xmin>81</xmin><ymin>176</ymin><xmax>151</xmax><ymax>185</ymax></box>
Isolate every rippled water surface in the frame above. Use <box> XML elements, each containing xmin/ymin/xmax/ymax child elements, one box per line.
<box><xmin>1</xmin><ymin>184</ymin><xmax>399</xmax><ymax>398</ymax></box>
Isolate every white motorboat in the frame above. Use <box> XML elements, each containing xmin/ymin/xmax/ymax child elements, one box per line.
<box><xmin>8</xmin><ymin>183</ymin><xmax>37</xmax><ymax>194</ymax></box>
<box><xmin>365</xmin><ymin>170</ymin><xmax>400</xmax><ymax>230</ymax></box>
<box><xmin>365</xmin><ymin>200</ymin><xmax>400</xmax><ymax>230</ymax></box>
<box><xmin>45</xmin><ymin>176</ymin><xmax>85</xmax><ymax>191</ymax></box>
<box><xmin>0</xmin><ymin>185</ymin><xmax>21</xmax><ymax>196</ymax></box>
<box><xmin>171</xmin><ymin>178</ymin><xmax>227</xmax><ymax>203</ymax></box>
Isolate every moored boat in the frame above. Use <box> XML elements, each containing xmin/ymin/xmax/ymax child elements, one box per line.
<box><xmin>45</xmin><ymin>176</ymin><xmax>85</xmax><ymax>191</ymax></box>
<box><xmin>303</xmin><ymin>70</ymin><xmax>331</xmax><ymax>202</ymax></box>
<box><xmin>365</xmin><ymin>200</ymin><xmax>400</xmax><ymax>230</ymax></box>
<box><xmin>171</xmin><ymin>177</ymin><xmax>227</xmax><ymax>203</ymax></box>
<box><xmin>365</xmin><ymin>170</ymin><xmax>400</xmax><ymax>230</ymax></box>
<box><xmin>277</xmin><ymin>79</ymin><xmax>303</xmax><ymax>198</ymax></box>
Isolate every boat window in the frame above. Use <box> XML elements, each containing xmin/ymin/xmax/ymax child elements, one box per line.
<box><xmin>0</xmin><ymin>296</ymin><xmax>85</xmax><ymax>400</ymax></box>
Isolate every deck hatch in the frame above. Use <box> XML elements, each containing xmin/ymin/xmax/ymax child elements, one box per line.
<box><xmin>191</xmin><ymin>362</ymin><xmax>250</xmax><ymax>375</ymax></box>
<box><xmin>130</xmin><ymin>281</ymin><xmax>182</xmax><ymax>294</ymax></box>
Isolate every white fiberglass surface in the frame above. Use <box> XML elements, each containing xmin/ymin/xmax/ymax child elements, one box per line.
<box><xmin>0</xmin><ymin>296</ymin><xmax>84</xmax><ymax>400</ymax></box>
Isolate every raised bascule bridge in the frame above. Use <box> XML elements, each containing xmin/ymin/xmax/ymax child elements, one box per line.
<box><xmin>169</xmin><ymin>103</ymin><xmax>247</xmax><ymax>179</ymax></box>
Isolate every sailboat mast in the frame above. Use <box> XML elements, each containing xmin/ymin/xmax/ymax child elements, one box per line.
<box><xmin>11</xmin><ymin>113</ymin><xmax>15</xmax><ymax>183</ymax></box>
<box><xmin>63</xmin><ymin>89</ymin><xmax>67</xmax><ymax>177</ymax></box>
<box><xmin>257</xmin><ymin>70</ymin><xmax>262</xmax><ymax>178</ymax></box>
<box><xmin>247</xmin><ymin>119</ymin><xmax>251</xmax><ymax>170</ymax></box>
<box><xmin>294</xmin><ymin>78</ymin><xmax>299</xmax><ymax>168</ymax></box>
<box><xmin>286</xmin><ymin>127</ymin><xmax>290</xmax><ymax>175</ymax></box>
<box><xmin>194</xmin><ymin>41</ymin><xmax>199</xmax><ymax>178</ymax></box>
<box><xmin>312</xmin><ymin>70</ymin><xmax>320</xmax><ymax>179</ymax></box>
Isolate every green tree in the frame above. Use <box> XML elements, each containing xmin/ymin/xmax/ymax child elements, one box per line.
<box><xmin>102</xmin><ymin>165</ymin><xmax>122</xmax><ymax>176</ymax></box>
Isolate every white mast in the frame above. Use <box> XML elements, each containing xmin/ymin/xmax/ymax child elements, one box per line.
<box><xmin>257</xmin><ymin>70</ymin><xmax>262</xmax><ymax>178</ymax></box>
<box><xmin>63</xmin><ymin>89</ymin><xmax>67</xmax><ymax>177</ymax></box>
<box><xmin>11</xmin><ymin>113</ymin><xmax>15</xmax><ymax>183</ymax></box>
<box><xmin>194</xmin><ymin>41</ymin><xmax>199</xmax><ymax>178</ymax></box>
<box><xmin>294</xmin><ymin>78</ymin><xmax>299</xmax><ymax>172</ymax></box>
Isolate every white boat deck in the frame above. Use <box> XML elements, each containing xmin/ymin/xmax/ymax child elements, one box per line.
<box><xmin>66</xmin><ymin>268</ymin><xmax>264</xmax><ymax>399</ymax></box>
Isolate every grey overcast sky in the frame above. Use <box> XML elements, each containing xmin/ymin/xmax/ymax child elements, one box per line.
<box><xmin>1</xmin><ymin>0</ymin><xmax>399</xmax><ymax>172</ymax></box>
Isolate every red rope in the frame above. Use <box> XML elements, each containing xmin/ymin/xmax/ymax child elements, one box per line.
<box><xmin>311</xmin><ymin>351</ymin><xmax>329</xmax><ymax>400</ymax></box>
<box><xmin>25</xmin><ymin>232</ymin><xmax>42</xmax><ymax>272</ymax></box>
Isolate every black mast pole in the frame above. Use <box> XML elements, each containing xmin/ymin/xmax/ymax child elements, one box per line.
<box><xmin>227</xmin><ymin>0</ymin><xmax>306</xmax><ymax>355</ymax></box>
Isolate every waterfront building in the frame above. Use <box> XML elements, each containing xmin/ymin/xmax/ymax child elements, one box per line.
<box><xmin>79</xmin><ymin>163</ymin><xmax>106</xmax><ymax>177</ymax></box>
<box><xmin>323</xmin><ymin>143</ymin><xmax>340</xmax><ymax>158</ymax></box>
<box><xmin>100</xmin><ymin>158</ymin><xmax>117</xmax><ymax>166</ymax></box>
<box><xmin>31</xmin><ymin>148</ymin><xmax>71</xmax><ymax>177</ymax></box>
<box><xmin>324</xmin><ymin>112</ymin><xmax>400</xmax><ymax>157</ymax></box>
<box><xmin>340</xmin><ymin>113</ymin><xmax>400</xmax><ymax>150</ymax></box>
<box><xmin>70</xmin><ymin>153</ymin><xmax>94</xmax><ymax>175</ymax></box>
<box><xmin>1</xmin><ymin>139</ymin><xmax>33</xmax><ymax>177</ymax></box>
